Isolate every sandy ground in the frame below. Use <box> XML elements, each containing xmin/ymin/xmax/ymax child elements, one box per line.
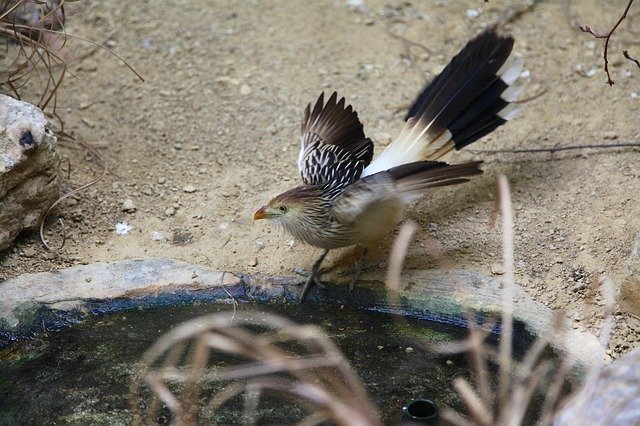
<box><xmin>1</xmin><ymin>0</ymin><xmax>639</xmax><ymax>356</ymax></box>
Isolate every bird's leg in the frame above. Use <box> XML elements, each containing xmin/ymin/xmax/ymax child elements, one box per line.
<box><xmin>299</xmin><ymin>249</ymin><xmax>330</xmax><ymax>302</ymax></box>
<box><xmin>349</xmin><ymin>247</ymin><xmax>368</xmax><ymax>292</ymax></box>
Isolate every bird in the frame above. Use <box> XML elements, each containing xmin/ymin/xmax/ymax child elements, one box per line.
<box><xmin>254</xmin><ymin>30</ymin><xmax>525</xmax><ymax>301</ymax></box>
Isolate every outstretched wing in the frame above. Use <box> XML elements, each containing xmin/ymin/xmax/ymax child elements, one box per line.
<box><xmin>298</xmin><ymin>92</ymin><xmax>374</xmax><ymax>187</ymax></box>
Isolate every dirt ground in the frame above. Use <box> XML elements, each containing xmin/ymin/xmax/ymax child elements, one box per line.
<box><xmin>1</xmin><ymin>0</ymin><xmax>639</xmax><ymax>357</ymax></box>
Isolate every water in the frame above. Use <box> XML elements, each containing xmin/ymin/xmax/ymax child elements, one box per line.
<box><xmin>0</xmin><ymin>300</ymin><xmax>476</xmax><ymax>424</ymax></box>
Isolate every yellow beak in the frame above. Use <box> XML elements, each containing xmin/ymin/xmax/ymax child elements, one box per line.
<box><xmin>254</xmin><ymin>207</ymin><xmax>268</xmax><ymax>220</ymax></box>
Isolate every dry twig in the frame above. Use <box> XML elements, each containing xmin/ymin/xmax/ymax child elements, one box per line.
<box><xmin>579</xmin><ymin>0</ymin><xmax>636</xmax><ymax>85</ymax></box>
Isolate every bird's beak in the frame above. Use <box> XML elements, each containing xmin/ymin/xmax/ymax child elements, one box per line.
<box><xmin>254</xmin><ymin>206</ymin><xmax>268</xmax><ymax>220</ymax></box>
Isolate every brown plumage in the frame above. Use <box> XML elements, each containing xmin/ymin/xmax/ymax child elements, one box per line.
<box><xmin>254</xmin><ymin>30</ymin><xmax>526</xmax><ymax>301</ymax></box>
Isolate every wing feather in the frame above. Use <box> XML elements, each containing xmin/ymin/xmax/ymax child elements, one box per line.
<box><xmin>298</xmin><ymin>92</ymin><xmax>374</xmax><ymax>186</ymax></box>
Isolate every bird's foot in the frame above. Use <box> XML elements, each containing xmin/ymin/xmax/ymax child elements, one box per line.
<box><xmin>348</xmin><ymin>248</ymin><xmax>369</xmax><ymax>293</ymax></box>
<box><xmin>293</xmin><ymin>267</ymin><xmax>330</xmax><ymax>279</ymax></box>
<box><xmin>298</xmin><ymin>270</ymin><xmax>326</xmax><ymax>302</ymax></box>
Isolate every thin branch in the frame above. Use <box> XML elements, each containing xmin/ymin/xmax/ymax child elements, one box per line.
<box><xmin>580</xmin><ymin>0</ymin><xmax>635</xmax><ymax>85</ymax></box>
<box><xmin>623</xmin><ymin>49</ymin><xmax>640</xmax><ymax>68</ymax></box>
<box><xmin>467</xmin><ymin>141</ymin><xmax>640</xmax><ymax>155</ymax></box>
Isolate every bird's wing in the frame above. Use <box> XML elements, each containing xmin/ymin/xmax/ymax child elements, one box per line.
<box><xmin>331</xmin><ymin>172</ymin><xmax>399</xmax><ymax>225</ymax></box>
<box><xmin>333</xmin><ymin>161</ymin><xmax>483</xmax><ymax>224</ymax></box>
<box><xmin>298</xmin><ymin>92</ymin><xmax>374</xmax><ymax>186</ymax></box>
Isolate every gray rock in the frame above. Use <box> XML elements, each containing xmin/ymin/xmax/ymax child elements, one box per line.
<box><xmin>0</xmin><ymin>95</ymin><xmax>60</xmax><ymax>250</ymax></box>
<box><xmin>0</xmin><ymin>258</ymin><xmax>240</xmax><ymax>329</ymax></box>
<box><xmin>620</xmin><ymin>232</ymin><xmax>640</xmax><ymax>316</ymax></box>
<box><xmin>554</xmin><ymin>347</ymin><xmax>640</xmax><ymax>426</ymax></box>
<box><xmin>362</xmin><ymin>268</ymin><xmax>603</xmax><ymax>367</ymax></box>
<box><xmin>0</xmin><ymin>257</ymin><xmax>602</xmax><ymax>368</ymax></box>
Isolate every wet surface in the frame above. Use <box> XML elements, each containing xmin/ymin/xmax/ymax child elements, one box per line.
<box><xmin>0</xmin><ymin>300</ymin><xmax>477</xmax><ymax>424</ymax></box>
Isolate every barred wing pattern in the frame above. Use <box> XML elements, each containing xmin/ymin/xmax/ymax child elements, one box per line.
<box><xmin>298</xmin><ymin>92</ymin><xmax>373</xmax><ymax>189</ymax></box>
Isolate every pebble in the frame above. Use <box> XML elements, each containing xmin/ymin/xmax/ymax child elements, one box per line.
<box><xmin>215</xmin><ymin>76</ymin><xmax>241</xmax><ymax>86</ymax></box>
<box><xmin>121</xmin><ymin>199</ymin><xmax>137</xmax><ymax>212</ymax></box>
<box><xmin>158</xmin><ymin>177</ymin><xmax>166</xmax><ymax>184</ymax></box>
<box><xmin>164</xmin><ymin>207</ymin><xmax>175</xmax><ymax>216</ymax></box>
<box><xmin>22</xmin><ymin>247</ymin><xmax>36</xmax><ymax>258</ymax></box>
<box><xmin>446</xmin><ymin>360</ymin><xmax>453</xmax><ymax>366</ymax></box>
<box><xmin>81</xmin><ymin>117</ymin><xmax>95</xmax><ymax>128</ymax></box>
<box><xmin>183</xmin><ymin>185</ymin><xmax>196</xmax><ymax>193</ymax></box>
<box><xmin>249</xmin><ymin>257</ymin><xmax>258</xmax><ymax>267</ymax></box>
<box><xmin>240</xmin><ymin>84</ymin><xmax>252</xmax><ymax>95</ymax></box>
<box><xmin>490</xmin><ymin>263</ymin><xmax>505</xmax><ymax>275</ymax></box>
<box><xmin>405</xmin><ymin>347</ymin><xmax>414</xmax><ymax>353</ymax></box>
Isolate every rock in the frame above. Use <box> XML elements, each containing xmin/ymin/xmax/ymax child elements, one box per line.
<box><xmin>0</xmin><ymin>95</ymin><xmax>60</xmax><ymax>251</ymax></box>
<box><xmin>0</xmin><ymin>258</ymin><xmax>241</xmax><ymax>331</ymax></box>
<box><xmin>554</xmin><ymin>348</ymin><xmax>640</xmax><ymax>425</ymax></box>
<box><xmin>121</xmin><ymin>198</ymin><xmax>137</xmax><ymax>212</ymax></box>
<box><xmin>183</xmin><ymin>185</ymin><xmax>196</xmax><ymax>193</ymax></box>
<box><xmin>490</xmin><ymin>263</ymin><xmax>505</xmax><ymax>275</ymax></box>
<box><xmin>620</xmin><ymin>232</ymin><xmax>640</xmax><ymax>316</ymax></box>
<box><xmin>369</xmin><ymin>268</ymin><xmax>603</xmax><ymax>367</ymax></box>
<box><xmin>239</xmin><ymin>84</ymin><xmax>252</xmax><ymax>95</ymax></box>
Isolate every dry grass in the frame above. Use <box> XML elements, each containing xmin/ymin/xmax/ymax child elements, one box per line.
<box><xmin>0</xmin><ymin>0</ymin><xmax>68</xmax><ymax>112</ymax></box>
<box><xmin>129</xmin><ymin>312</ymin><xmax>381</xmax><ymax>425</ymax></box>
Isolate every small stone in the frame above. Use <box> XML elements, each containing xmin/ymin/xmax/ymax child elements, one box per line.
<box><xmin>491</xmin><ymin>263</ymin><xmax>505</xmax><ymax>275</ymax></box>
<box><xmin>183</xmin><ymin>185</ymin><xmax>196</xmax><ymax>193</ymax></box>
<box><xmin>215</xmin><ymin>76</ymin><xmax>241</xmax><ymax>85</ymax></box>
<box><xmin>81</xmin><ymin>117</ymin><xmax>95</xmax><ymax>128</ymax></box>
<box><xmin>446</xmin><ymin>359</ymin><xmax>453</xmax><ymax>366</ymax></box>
<box><xmin>85</xmin><ymin>276</ymin><xmax>92</xmax><ymax>283</ymax></box>
<box><xmin>158</xmin><ymin>177</ymin><xmax>166</xmax><ymax>184</ymax></box>
<box><xmin>240</xmin><ymin>84</ymin><xmax>252</xmax><ymax>95</ymax></box>
<box><xmin>249</xmin><ymin>257</ymin><xmax>258</xmax><ymax>267</ymax></box>
<box><xmin>377</xmin><ymin>345</ymin><xmax>384</xmax><ymax>350</ymax></box>
<box><xmin>42</xmin><ymin>251</ymin><xmax>56</xmax><ymax>260</ymax></box>
<box><xmin>121</xmin><ymin>199</ymin><xmax>137</xmax><ymax>212</ymax></box>
<box><xmin>603</xmin><ymin>131</ymin><xmax>618</xmax><ymax>140</ymax></box>
<box><xmin>22</xmin><ymin>247</ymin><xmax>36</xmax><ymax>258</ymax></box>
<box><xmin>164</xmin><ymin>207</ymin><xmax>175</xmax><ymax>216</ymax></box>
<box><xmin>405</xmin><ymin>347</ymin><xmax>414</xmax><ymax>353</ymax></box>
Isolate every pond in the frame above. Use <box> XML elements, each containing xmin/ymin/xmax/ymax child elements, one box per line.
<box><xmin>0</xmin><ymin>298</ymin><xmax>490</xmax><ymax>424</ymax></box>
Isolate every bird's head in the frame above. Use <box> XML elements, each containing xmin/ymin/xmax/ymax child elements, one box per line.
<box><xmin>254</xmin><ymin>186</ymin><xmax>324</xmax><ymax>227</ymax></box>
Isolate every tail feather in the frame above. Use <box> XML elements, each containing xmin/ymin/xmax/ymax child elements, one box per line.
<box><xmin>363</xmin><ymin>30</ymin><xmax>524</xmax><ymax>177</ymax></box>
<box><xmin>388</xmin><ymin>160</ymin><xmax>484</xmax><ymax>202</ymax></box>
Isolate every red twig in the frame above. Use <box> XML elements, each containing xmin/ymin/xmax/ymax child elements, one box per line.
<box><xmin>579</xmin><ymin>0</ymin><xmax>635</xmax><ymax>85</ymax></box>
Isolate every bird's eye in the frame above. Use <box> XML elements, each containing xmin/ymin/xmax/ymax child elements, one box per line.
<box><xmin>278</xmin><ymin>205</ymin><xmax>288</xmax><ymax>213</ymax></box>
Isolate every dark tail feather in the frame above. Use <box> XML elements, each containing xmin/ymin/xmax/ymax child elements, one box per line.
<box><xmin>361</xmin><ymin>31</ymin><xmax>524</xmax><ymax>177</ymax></box>
<box><xmin>405</xmin><ymin>30</ymin><xmax>523</xmax><ymax>150</ymax></box>
<box><xmin>389</xmin><ymin>160</ymin><xmax>483</xmax><ymax>197</ymax></box>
